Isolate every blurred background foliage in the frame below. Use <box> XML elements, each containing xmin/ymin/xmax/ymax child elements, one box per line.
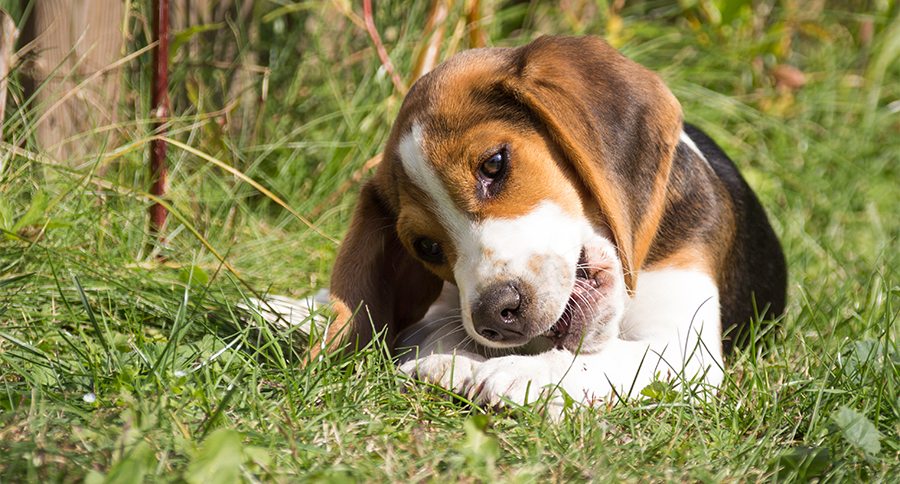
<box><xmin>0</xmin><ymin>0</ymin><xmax>896</xmax><ymax>291</ymax></box>
<box><xmin>0</xmin><ymin>0</ymin><xmax>896</xmax><ymax>290</ymax></box>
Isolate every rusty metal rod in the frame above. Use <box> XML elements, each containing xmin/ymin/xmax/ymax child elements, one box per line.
<box><xmin>149</xmin><ymin>0</ymin><xmax>170</xmax><ymax>242</ymax></box>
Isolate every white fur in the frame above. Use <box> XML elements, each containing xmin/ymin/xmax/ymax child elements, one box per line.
<box><xmin>680</xmin><ymin>131</ymin><xmax>712</xmax><ymax>168</ymax></box>
<box><xmin>454</xmin><ymin>201</ymin><xmax>592</xmax><ymax>348</ymax></box>
<box><xmin>398</xmin><ymin>123</ymin><xmax>470</xmax><ymax>240</ymax></box>
<box><xmin>394</xmin><ymin>124</ymin><xmax>724</xmax><ymax>411</ymax></box>
<box><xmin>394</xmin><ymin>284</ymin><xmax>475</xmax><ymax>361</ymax></box>
<box><xmin>239</xmin><ymin>290</ymin><xmax>330</xmax><ymax>333</ymax></box>
<box><xmin>400</xmin><ymin>268</ymin><xmax>725</xmax><ymax>417</ymax></box>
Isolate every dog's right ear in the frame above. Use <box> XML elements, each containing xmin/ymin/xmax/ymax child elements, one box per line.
<box><xmin>503</xmin><ymin>35</ymin><xmax>683</xmax><ymax>293</ymax></box>
<box><xmin>316</xmin><ymin>178</ymin><xmax>444</xmax><ymax>359</ymax></box>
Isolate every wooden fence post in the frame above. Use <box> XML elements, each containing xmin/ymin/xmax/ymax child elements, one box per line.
<box><xmin>20</xmin><ymin>0</ymin><xmax>124</xmax><ymax>166</ymax></box>
<box><xmin>0</xmin><ymin>9</ymin><xmax>18</xmax><ymax>148</ymax></box>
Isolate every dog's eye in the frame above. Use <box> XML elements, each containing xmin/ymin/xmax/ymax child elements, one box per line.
<box><xmin>479</xmin><ymin>148</ymin><xmax>508</xmax><ymax>180</ymax></box>
<box><xmin>476</xmin><ymin>147</ymin><xmax>509</xmax><ymax>200</ymax></box>
<box><xmin>413</xmin><ymin>237</ymin><xmax>444</xmax><ymax>264</ymax></box>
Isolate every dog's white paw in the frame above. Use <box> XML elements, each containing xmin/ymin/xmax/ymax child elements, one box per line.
<box><xmin>399</xmin><ymin>353</ymin><xmax>482</xmax><ymax>395</ymax></box>
<box><xmin>468</xmin><ymin>354</ymin><xmax>566</xmax><ymax>412</ymax></box>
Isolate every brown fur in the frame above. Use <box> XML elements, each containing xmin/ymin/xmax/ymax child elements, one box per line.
<box><xmin>504</xmin><ymin>36</ymin><xmax>684</xmax><ymax>292</ymax></box>
<box><xmin>651</xmin><ymin>246</ymin><xmax>713</xmax><ymax>272</ymax></box>
<box><xmin>327</xmin><ymin>180</ymin><xmax>444</xmax><ymax>352</ymax></box>
<box><xmin>643</xmin><ymin>141</ymin><xmax>735</xmax><ymax>281</ymax></box>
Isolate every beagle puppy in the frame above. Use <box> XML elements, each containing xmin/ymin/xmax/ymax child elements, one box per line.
<box><xmin>322</xmin><ymin>35</ymin><xmax>786</xmax><ymax>410</ymax></box>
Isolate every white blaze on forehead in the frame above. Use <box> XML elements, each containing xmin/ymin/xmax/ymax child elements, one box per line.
<box><xmin>398</xmin><ymin>123</ymin><xmax>469</xmax><ymax>240</ymax></box>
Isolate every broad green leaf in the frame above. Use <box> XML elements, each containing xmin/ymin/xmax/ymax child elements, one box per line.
<box><xmin>179</xmin><ymin>265</ymin><xmax>210</xmax><ymax>287</ymax></box>
<box><xmin>27</xmin><ymin>364</ymin><xmax>58</xmax><ymax>386</ymax></box>
<box><xmin>831</xmin><ymin>406</ymin><xmax>882</xmax><ymax>457</ymax></box>
<box><xmin>103</xmin><ymin>441</ymin><xmax>156</xmax><ymax>484</ymax></box>
<box><xmin>185</xmin><ymin>429</ymin><xmax>243</xmax><ymax>484</ymax></box>
<box><xmin>641</xmin><ymin>380</ymin><xmax>678</xmax><ymax>403</ymax></box>
<box><xmin>715</xmin><ymin>0</ymin><xmax>753</xmax><ymax>25</ymax></box>
<box><xmin>460</xmin><ymin>415</ymin><xmax>499</xmax><ymax>470</ymax></box>
<box><xmin>11</xmin><ymin>190</ymin><xmax>48</xmax><ymax>232</ymax></box>
<box><xmin>84</xmin><ymin>470</ymin><xmax>105</xmax><ymax>484</ymax></box>
<box><xmin>842</xmin><ymin>340</ymin><xmax>881</xmax><ymax>382</ymax></box>
<box><xmin>771</xmin><ymin>446</ymin><xmax>830</xmax><ymax>480</ymax></box>
<box><xmin>244</xmin><ymin>446</ymin><xmax>272</xmax><ymax>469</ymax></box>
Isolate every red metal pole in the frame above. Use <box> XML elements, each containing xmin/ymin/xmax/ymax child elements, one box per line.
<box><xmin>149</xmin><ymin>0</ymin><xmax>170</xmax><ymax>241</ymax></box>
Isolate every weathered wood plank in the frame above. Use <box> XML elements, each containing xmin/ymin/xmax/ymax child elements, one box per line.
<box><xmin>22</xmin><ymin>0</ymin><xmax>125</xmax><ymax>165</ymax></box>
<box><xmin>0</xmin><ymin>9</ymin><xmax>18</xmax><ymax>144</ymax></box>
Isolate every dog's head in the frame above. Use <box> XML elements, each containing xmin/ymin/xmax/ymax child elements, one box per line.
<box><xmin>328</xmin><ymin>36</ymin><xmax>682</xmax><ymax>354</ymax></box>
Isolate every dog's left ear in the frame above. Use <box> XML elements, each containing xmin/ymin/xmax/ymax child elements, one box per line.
<box><xmin>504</xmin><ymin>35</ymin><xmax>683</xmax><ymax>292</ymax></box>
<box><xmin>318</xmin><ymin>175</ymin><xmax>444</xmax><ymax>359</ymax></box>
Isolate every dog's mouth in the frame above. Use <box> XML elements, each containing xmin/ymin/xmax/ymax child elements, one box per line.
<box><xmin>544</xmin><ymin>248</ymin><xmax>609</xmax><ymax>350</ymax></box>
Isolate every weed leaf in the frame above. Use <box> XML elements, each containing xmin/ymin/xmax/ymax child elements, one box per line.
<box><xmin>11</xmin><ymin>190</ymin><xmax>48</xmax><ymax>232</ymax></box>
<box><xmin>460</xmin><ymin>415</ymin><xmax>499</xmax><ymax>470</ymax></box>
<box><xmin>771</xmin><ymin>446</ymin><xmax>830</xmax><ymax>480</ymax></box>
<box><xmin>831</xmin><ymin>406</ymin><xmax>882</xmax><ymax>457</ymax></box>
<box><xmin>641</xmin><ymin>380</ymin><xmax>678</xmax><ymax>403</ymax></box>
<box><xmin>185</xmin><ymin>428</ymin><xmax>244</xmax><ymax>483</ymax></box>
<box><xmin>179</xmin><ymin>265</ymin><xmax>210</xmax><ymax>286</ymax></box>
<box><xmin>97</xmin><ymin>441</ymin><xmax>156</xmax><ymax>484</ymax></box>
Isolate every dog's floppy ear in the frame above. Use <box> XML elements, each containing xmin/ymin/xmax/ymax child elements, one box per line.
<box><xmin>505</xmin><ymin>35</ymin><xmax>683</xmax><ymax>292</ymax></box>
<box><xmin>321</xmin><ymin>175</ymin><xmax>444</xmax><ymax>357</ymax></box>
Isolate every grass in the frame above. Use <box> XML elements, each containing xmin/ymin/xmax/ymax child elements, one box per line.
<box><xmin>1</xmin><ymin>1</ymin><xmax>898</xmax><ymax>481</ymax></box>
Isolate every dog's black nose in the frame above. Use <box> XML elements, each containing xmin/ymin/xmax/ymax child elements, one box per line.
<box><xmin>473</xmin><ymin>282</ymin><xmax>526</xmax><ymax>343</ymax></box>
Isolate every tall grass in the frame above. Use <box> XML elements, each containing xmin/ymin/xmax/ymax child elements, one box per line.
<box><xmin>1</xmin><ymin>1</ymin><xmax>897</xmax><ymax>480</ymax></box>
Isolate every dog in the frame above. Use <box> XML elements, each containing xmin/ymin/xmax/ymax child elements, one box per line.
<box><xmin>288</xmin><ymin>35</ymin><xmax>786</xmax><ymax>412</ymax></box>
